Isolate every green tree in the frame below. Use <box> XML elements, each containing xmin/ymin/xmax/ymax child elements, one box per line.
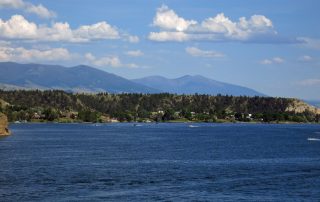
<box><xmin>44</xmin><ymin>108</ymin><xmax>59</xmax><ymax>121</ymax></box>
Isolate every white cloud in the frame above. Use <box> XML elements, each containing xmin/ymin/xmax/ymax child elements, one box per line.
<box><xmin>0</xmin><ymin>42</ymin><xmax>141</xmax><ymax>68</ymax></box>
<box><xmin>126</xmin><ymin>35</ymin><xmax>139</xmax><ymax>43</ymax></box>
<box><xmin>0</xmin><ymin>0</ymin><xmax>24</xmax><ymax>8</ymax></box>
<box><xmin>149</xmin><ymin>5</ymin><xmax>278</xmax><ymax>42</ymax></box>
<box><xmin>126</xmin><ymin>50</ymin><xmax>144</xmax><ymax>57</ymax></box>
<box><xmin>298</xmin><ymin>55</ymin><xmax>313</xmax><ymax>62</ymax></box>
<box><xmin>85</xmin><ymin>52</ymin><xmax>138</xmax><ymax>68</ymax></box>
<box><xmin>84</xmin><ymin>53</ymin><xmax>95</xmax><ymax>61</ymax></box>
<box><xmin>298</xmin><ymin>37</ymin><xmax>320</xmax><ymax>50</ymax></box>
<box><xmin>152</xmin><ymin>5</ymin><xmax>197</xmax><ymax>32</ymax></box>
<box><xmin>85</xmin><ymin>53</ymin><xmax>121</xmax><ymax>67</ymax></box>
<box><xmin>0</xmin><ymin>0</ymin><xmax>55</xmax><ymax>18</ymax></box>
<box><xmin>0</xmin><ymin>15</ymin><xmax>121</xmax><ymax>42</ymax></box>
<box><xmin>74</xmin><ymin>22</ymin><xmax>119</xmax><ymax>40</ymax></box>
<box><xmin>260</xmin><ymin>57</ymin><xmax>284</xmax><ymax>65</ymax></box>
<box><xmin>0</xmin><ymin>15</ymin><xmax>38</xmax><ymax>39</ymax></box>
<box><xmin>260</xmin><ymin>59</ymin><xmax>273</xmax><ymax>65</ymax></box>
<box><xmin>25</xmin><ymin>4</ymin><xmax>55</xmax><ymax>18</ymax></box>
<box><xmin>0</xmin><ymin>44</ymin><xmax>72</xmax><ymax>62</ymax></box>
<box><xmin>272</xmin><ymin>57</ymin><xmax>284</xmax><ymax>63</ymax></box>
<box><xmin>126</xmin><ymin>63</ymin><xmax>139</xmax><ymax>68</ymax></box>
<box><xmin>297</xmin><ymin>79</ymin><xmax>320</xmax><ymax>86</ymax></box>
<box><xmin>93</xmin><ymin>56</ymin><xmax>121</xmax><ymax>67</ymax></box>
<box><xmin>0</xmin><ymin>40</ymin><xmax>140</xmax><ymax>68</ymax></box>
<box><xmin>186</xmin><ymin>47</ymin><xmax>224</xmax><ymax>58</ymax></box>
<box><xmin>149</xmin><ymin>31</ymin><xmax>189</xmax><ymax>42</ymax></box>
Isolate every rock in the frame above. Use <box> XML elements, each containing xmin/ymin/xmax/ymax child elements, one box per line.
<box><xmin>0</xmin><ymin>113</ymin><xmax>10</xmax><ymax>136</ymax></box>
<box><xmin>286</xmin><ymin>99</ymin><xmax>320</xmax><ymax>115</ymax></box>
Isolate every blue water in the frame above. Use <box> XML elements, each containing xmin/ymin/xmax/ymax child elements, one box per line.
<box><xmin>1</xmin><ymin>123</ymin><xmax>320</xmax><ymax>201</ymax></box>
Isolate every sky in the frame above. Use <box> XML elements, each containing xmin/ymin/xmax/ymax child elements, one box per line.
<box><xmin>0</xmin><ymin>0</ymin><xmax>319</xmax><ymax>99</ymax></box>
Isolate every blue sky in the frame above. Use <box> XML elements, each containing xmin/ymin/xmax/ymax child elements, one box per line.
<box><xmin>0</xmin><ymin>0</ymin><xmax>319</xmax><ymax>99</ymax></box>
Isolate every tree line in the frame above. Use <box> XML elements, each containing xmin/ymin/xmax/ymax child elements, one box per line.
<box><xmin>0</xmin><ymin>90</ymin><xmax>319</xmax><ymax>123</ymax></box>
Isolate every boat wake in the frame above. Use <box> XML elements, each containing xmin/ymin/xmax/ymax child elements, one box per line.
<box><xmin>189</xmin><ymin>125</ymin><xmax>199</xmax><ymax>128</ymax></box>
<box><xmin>308</xmin><ymin>138</ymin><xmax>320</xmax><ymax>141</ymax></box>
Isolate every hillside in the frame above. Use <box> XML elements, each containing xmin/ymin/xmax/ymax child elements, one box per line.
<box><xmin>132</xmin><ymin>75</ymin><xmax>265</xmax><ymax>96</ymax></box>
<box><xmin>0</xmin><ymin>62</ymin><xmax>159</xmax><ymax>93</ymax></box>
<box><xmin>0</xmin><ymin>90</ymin><xmax>318</xmax><ymax>123</ymax></box>
<box><xmin>0</xmin><ymin>62</ymin><xmax>266</xmax><ymax>96</ymax></box>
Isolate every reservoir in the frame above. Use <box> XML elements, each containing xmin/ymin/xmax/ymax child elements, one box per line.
<box><xmin>1</xmin><ymin>123</ymin><xmax>320</xmax><ymax>201</ymax></box>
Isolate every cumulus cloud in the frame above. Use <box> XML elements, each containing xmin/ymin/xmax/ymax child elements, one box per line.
<box><xmin>0</xmin><ymin>15</ymin><xmax>38</xmax><ymax>39</ymax></box>
<box><xmin>0</xmin><ymin>44</ymin><xmax>72</xmax><ymax>62</ymax></box>
<box><xmin>126</xmin><ymin>35</ymin><xmax>140</xmax><ymax>43</ymax></box>
<box><xmin>85</xmin><ymin>53</ymin><xmax>138</xmax><ymax>68</ymax></box>
<box><xmin>74</xmin><ymin>22</ymin><xmax>120</xmax><ymax>40</ymax></box>
<box><xmin>298</xmin><ymin>55</ymin><xmax>313</xmax><ymax>62</ymax></box>
<box><xmin>152</xmin><ymin>5</ymin><xmax>197</xmax><ymax>32</ymax></box>
<box><xmin>0</xmin><ymin>0</ymin><xmax>55</xmax><ymax>18</ymax></box>
<box><xmin>149</xmin><ymin>31</ymin><xmax>190</xmax><ymax>42</ymax></box>
<box><xmin>297</xmin><ymin>79</ymin><xmax>320</xmax><ymax>86</ymax></box>
<box><xmin>126</xmin><ymin>50</ymin><xmax>144</xmax><ymax>57</ymax></box>
<box><xmin>149</xmin><ymin>5</ymin><xmax>281</xmax><ymax>43</ymax></box>
<box><xmin>0</xmin><ymin>15</ymin><xmax>122</xmax><ymax>42</ymax></box>
<box><xmin>0</xmin><ymin>41</ymin><xmax>141</xmax><ymax>68</ymax></box>
<box><xmin>185</xmin><ymin>47</ymin><xmax>224</xmax><ymax>58</ymax></box>
<box><xmin>85</xmin><ymin>53</ymin><xmax>121</xmax><ymax>67</ymax></box>
<box><xmin>260</xmin><ymin>57</ymin><xmax>284</xmax><ymax>65</ymax></box>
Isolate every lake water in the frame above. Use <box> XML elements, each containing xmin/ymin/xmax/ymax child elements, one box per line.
<box><xmin>1</xmin><ymin>123</ymin><xmax>320</xmax><ymax>201</ymax></box>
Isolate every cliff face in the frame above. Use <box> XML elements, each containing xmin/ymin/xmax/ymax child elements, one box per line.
<box><xmin>0</xmin><ymin>113</ymin><xmax>10</xmax><ymax>136</ymax></box>
<box><xmin>286</xmin><ymin>99</ymin><xmax>320</xmax><ymax>115</ymax></box>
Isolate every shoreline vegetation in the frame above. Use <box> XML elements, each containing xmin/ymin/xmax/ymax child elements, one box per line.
<box><xmin>0</xmin><ymin>90</ymin><xmax>319</xmax><ymax>124</ymax></box>
<box><xmin>9</xmin><ymin>120</ymin><xmax>320</xmax><ymax>125</ymax></box>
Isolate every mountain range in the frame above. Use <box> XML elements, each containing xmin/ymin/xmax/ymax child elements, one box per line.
<box><xmin>0</xmin><ymin>62</ymin><xmax>264</xmax><ymax>96</ymax></box>
<box><xmin>133</xmin><ymin>75</ymin><xmax>264</xmax><ymax>96</ymax></box>
<box><xmin>0</xmin><ymin>62</ymin><xmax>158</xmax><ymax>93</ymax></box>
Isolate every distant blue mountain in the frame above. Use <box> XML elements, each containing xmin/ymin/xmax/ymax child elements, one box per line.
<box><xmin>0</xmin><ymin>62</ymin><xmax>159</xmax><ymax>93</ymax></box>
<box><xmin>0</xmin><ymin>62</ymin><xmax>265</xmax><ymax>96</ymax></box>
<box><xmin>132</xmin><ymin>75</ymin><xmax>265</xmax><ymax>96</ymax></box>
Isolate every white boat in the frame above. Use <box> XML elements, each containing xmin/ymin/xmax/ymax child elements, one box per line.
<box><xmin>189</xmin><ymin>125</ymin><xmax>199</xmax><ymax>128</ymax></box>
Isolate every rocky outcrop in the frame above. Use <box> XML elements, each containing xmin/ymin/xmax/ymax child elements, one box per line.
<box><xmin>286</xmin><ymin>99</ymin><xmax>320</xmax><ymax>115</ymax></box>
<box><xmin>0</xmin><ymin>113</ymin><xmax>10</xmax><ymax>136</ymax></box>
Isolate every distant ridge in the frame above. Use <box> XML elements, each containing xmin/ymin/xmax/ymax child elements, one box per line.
<box><xmin>132</xmin><ymin>75</ymin><xmax>265</xmax><ymax>96</ymax></box>
<box><xmin>0</xmin><ymin>62</ymin><xmax>264</xmax><ymax>96</ymax></box>
<box><xmin>0</xmin><ymin>62</ymin><xmax>159</xmax><ymax>93</ymax></box>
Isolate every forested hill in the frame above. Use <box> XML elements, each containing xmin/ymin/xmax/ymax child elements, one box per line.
<box><xmin>0</xmin><ymin>90</ymin><xmax>319</xmax><ymax>123</ymax></box>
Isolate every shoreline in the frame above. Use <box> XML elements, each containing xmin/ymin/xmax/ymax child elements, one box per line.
<box><xmin>9</xmin><ymin>120</ymin><xmax>320</xmax><ymax>125</ymax></box>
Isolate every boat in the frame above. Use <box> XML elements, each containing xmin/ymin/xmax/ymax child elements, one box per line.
<box><xmin>189</xmin><ymin>125</ymin><xmax>199</xmax><ymax>128</ymax></box>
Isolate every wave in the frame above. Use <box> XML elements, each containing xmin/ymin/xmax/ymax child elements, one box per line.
<box><xmin>308</xmin><ymin>138</ymin><xmax>320</xmax><ymax>141</ymax></box>
<box><xmin>189</xmin><ymin>125</ymin><xmax>199</xmax><ymax>128</ymax></box>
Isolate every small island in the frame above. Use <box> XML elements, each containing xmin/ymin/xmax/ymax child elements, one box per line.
<box><xmin>0</xmin><ymin>113</ymin><xmax>10</xmax><ymax>136</ymax></box>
